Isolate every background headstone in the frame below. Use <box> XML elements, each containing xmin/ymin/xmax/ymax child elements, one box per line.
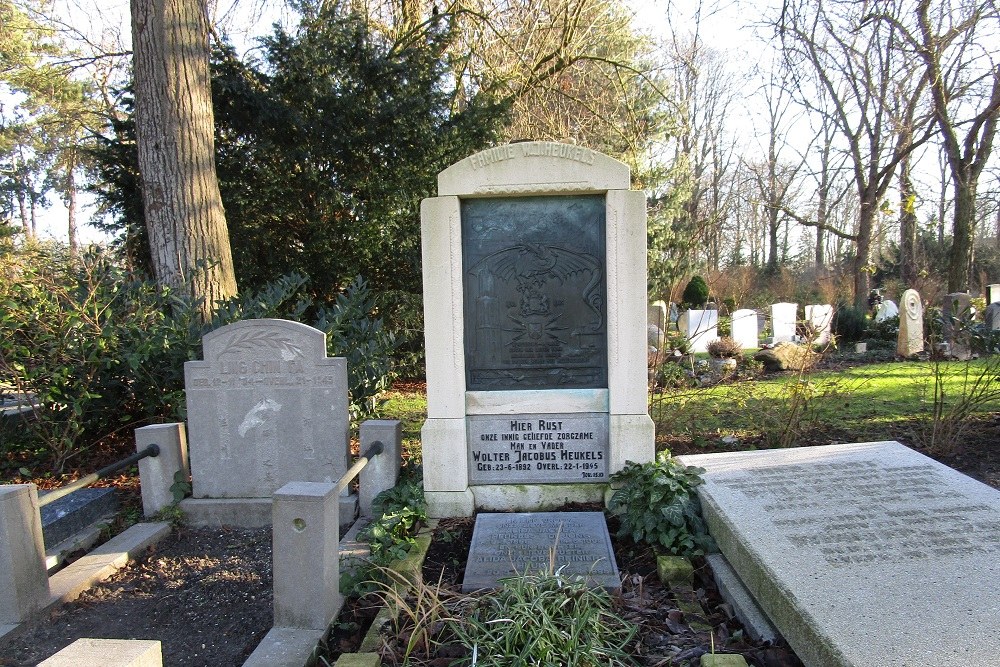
<box><xmin>648</xmin><ymin>301</ymin><xmax>668</xmax><ymax>333</ymax></box>
<box><xmin>987</xmin><ymin>283</ymin><xmax>1000</xmax><ymax>305</ymax></box>
<box><xmin>770</xmin><ymin>303</ymin><xmax>797</xmax><ymax>343</ymax></box>
<box><xmin>679</xmin><ymin>309</ymin><xmax>719</xmax><ymax>353</ymax></box>
<box><xmin>941</xmin><ymin>293</ymin><xmax>972</xmax><ymax>360</ymax></box>
<box><xmin>730</xmin><ymin>309</ymin><xmax>758</xmax><ymax>350</ymax></box>
<box><xmin>985</xmin><ymin>302</ymin><xmax>1000</xmax><ymax>331</ymax></box>
<box><xmin>184</xmin><ymin>319</ymin><xmax>349</xmax><ymax>499</ymax></box>
<box><xmin>897</xmin><ymin>289</ymin><xmax>924</xmax><ymax>357</ymax></box>
<box><xmin>875</xmin><ymin>299</ymin><xmax>899</xmax><ymax>322</ymax></box>
<box><xmin>804</xmin><ymin>304</ymin><xmax>833</xmax><ymax>346</ymax></box>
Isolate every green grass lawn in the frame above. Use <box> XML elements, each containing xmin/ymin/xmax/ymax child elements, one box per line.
<box><xmin>383</xmin><ymin>357</ymin><xmax>1000</xmax><ymax>459</ymax></box>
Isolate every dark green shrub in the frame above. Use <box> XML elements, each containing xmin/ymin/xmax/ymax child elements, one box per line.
<box><xmin>654</xmin><ymin>362</ymin><xmax>695</xmax><ymax>389</ymax></box>
<box><xmin>866</xmin><ymin>315</ymin><xmax>899</xmax><ymax>342</ymax></box>
<box><xmin>681</xmin><ymin>275</ymin><xmax>710</xmax><ymax>309</ymax></box>
<box><xmin>359</xmin><ymin>476</ymin><xmax>426</xmax><ymax>565</ymax></box>
<box><xmin>0</xmin><ymin>246</ymin><xmax>396</xmax><ymax>471</ymax></box>
<box><xmin>833</xmin><ymin>304</ymin><xmax>867</xmax><ymax>343</ymax></box>
<box><xmin>607</xmin><ymin>451</ymin><xmax>716</xmax><ymax>557</ymax></box>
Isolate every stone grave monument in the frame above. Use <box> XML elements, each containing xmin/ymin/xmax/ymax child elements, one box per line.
<box><xmin>678</xmin><ymin>442</ymin><xmax>1000</xmax><ymax>667</ymax></box>
<box><xmin>987</xmin><ymin>283</ymin><xmax>999</xmax><ymax>305</ymax></box>
<box><xmin>770</xmin><ymin>302</ymin><xmax>797</xmax><ymax>343</ymax></box>
<box><xmin>897</xmin><ymin>289</ymin><xmax>924</xmax><ymax>357</ymax></box>
<box><xmin>730</xmin><ymin>309</ymin><xmax>758</xmax><ymax>350</ymax></box>
<box><xmin>181</xmin><ymin>319</ymin><xmax>353</xmax><ymax>525</ymax></box>
<box><xmin>419</xmin><ymin>142</ymin><xmax>654</xmax><ymax>517</ymax></box>
<box><xmin>678</xmin><ymin>309</ymin><xmax>719</xmax><ymax>353</ymax></box>
<box><xmin>941</xmin><ymin>292</ymin><xmax>972</xmax><ymax>360</ymax></box>
<box><xmin>804</xmin><ymin>304</ymin><xmax>833</xmax><ymax>346</ymax></box>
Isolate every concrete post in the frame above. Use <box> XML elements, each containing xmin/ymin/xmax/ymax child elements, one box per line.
<box><xmin>272</xmin><ymin>482</ymin><xmax>341</xmax><ymax>630</ymax></box>
<box><xmin>38</xmin><ymin>638</ymin><xmax>162</xmax><ymax>666</ymax></box>
<box><xmin>359</xmin><ymin>419</ymin><xmax>402</xmax><ymax>517</ymax></box>
<box><xmin>135</xmin><ymin>423</ymin><xmax>189</xmax><ymax>517</ymax></box>
<box><xmin>0</xmin><ymin>484</ymin><xmax>50</xmax><ymax>624</ymax></box>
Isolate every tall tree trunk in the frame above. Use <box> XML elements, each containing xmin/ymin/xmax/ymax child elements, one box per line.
<box><xmin>66</xmin><ymin>162</ymin><xmax>79</xmax><ymax>258</ymax></box>
<box><xmin>131</xmin><ymin>0</ymin><xmax>237</xmax><ymax>321</ymax></box>
<box><xmin>17</xmin><ymin>187</ymin><xmax>29</xmax><ymax>238</ymax></box>
<box><xmin>948</xmin><ymin>179</ymin><xmax>976</xmax><ymax>292</ymax></box>
<box><xmin>853</xmin><ymin>201</ymin><xmax>875</xmax><ymax>310</ymax></box>
<box><xmin>898</xmin><ymin>152</ymin><xmax>917</xmax><ymax>286</ymax></box>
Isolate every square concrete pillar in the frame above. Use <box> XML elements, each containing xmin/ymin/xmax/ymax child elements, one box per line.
<box><xmin>272</xmin><ymin>482</ymin><xmax>341</xmax><ymax>630</ymax></box>
<box><xmin>359</xmin><ymin>419</ymin><xmax>402</xmax><ymax>517</ymax></box>
<box><xmin>38</xmin><ymin>638</ymin><xmax>162</xmax><ymax>666</ymax></box>
<box><xmin>0</xmin><ymin>484</ymin><xmax>50</xmax><ymax>624</ymax></box>
<box><xmin>135</xmin><ymin>423</ymin><xmax>189</xmax><ymax>517</ymax></box>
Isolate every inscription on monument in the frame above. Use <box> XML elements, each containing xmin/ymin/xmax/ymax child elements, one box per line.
<box><xmin>462</xmin><ymin>195</ymin><xmax>607</xmax><ymax>391</ymax></box>
<box><xmin>715</xmin><ymin>460</ymin><xmax>1000</xmax><ymax>566</ymax></box>
<box><xmin>467</xmin><ymin>413</ymin><xmax>608</xmax><ymax>485</ymax></box>
<box><xmin>462</xmin><ymin>512</ymin><xmax>620</xmax><ymax>591</ymax></box>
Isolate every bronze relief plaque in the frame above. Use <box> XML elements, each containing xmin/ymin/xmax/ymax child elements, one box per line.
<box><xmin>462</xmin><ymin>195</ymin><xmax>607</xmax><ymax>391</ymax></box>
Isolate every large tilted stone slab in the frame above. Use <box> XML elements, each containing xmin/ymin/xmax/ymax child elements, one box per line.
<box><xmin>462</xmin><ymin>512</ymin><xmax>619</xmax><ymax>592</ymax></box>
<box><xmin>678</xmin><ymin>442</ymin><xmax>1000</xmax><ymax>667</ymax></box>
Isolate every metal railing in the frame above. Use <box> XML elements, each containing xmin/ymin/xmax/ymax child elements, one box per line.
<box><xmin>334</xmin><ymin>441</ymin><xmax>383</xmax><ymax>494</ymax></box>
<box><xmin>38</xmin><ymin>444</ymin><xmax>161</xmax><ymax>508</ymax></box>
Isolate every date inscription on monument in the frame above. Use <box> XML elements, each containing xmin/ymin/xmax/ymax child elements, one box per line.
<box><xmin>462</xmin><ymin>195</ymin><xmax>607</xmax><ymax>391</ymax></box>
<box><xmin>468</xmin><ymin>413</ymin><xmax>608</xmax><ymax>485</ymax></box>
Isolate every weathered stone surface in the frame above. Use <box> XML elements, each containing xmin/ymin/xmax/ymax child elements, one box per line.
<box><xmin>38</xmin><ymin>638</ymin><xmax>161</xmax><ymax>667</ymax></box>
<box><xmin>656</xmin><ymin>555</ymin><xmax>693</xmax><ymax>585</ymax></box>
<box><xmin>770</xmin><ymin>303</ymin><xmax>797</xmax><ymax>343</ymax></box>
<box><xmin>730</xmin><ymin>309</ymin><xmax>758</xmax><ymax>350</ymax></box>
<box><xmin>941</xmin><ymin>293</ymin><xmax>973</xmax><ymax>360</ymax></box>
<box><xmin>462</xmin><ymin>512</ymin><xmax>619</xmax><ymax>591</ymax></box>
<box><xmin>752</xmin><ymin>342</ymin><xmax>817</xmax><ymax>371</ymax></box>
<box><xmin>648</xmin><ymin>300</ymin><xmax>668</xmax><ymax>333</ymax></box>
<box><xmin>678</xmin><ymin>442</ymin><xmax>1000</xmax><ymax>667</ymax></box>
<box><xmin>0</xmin><ymin>485</ymin><xmax>48</xmax><ymax>624</ymax></box>
<box><xmin>988</xmin><ymin>283</ymin><xmax>1000</xmax><ymax>305</ymax></box>
<box><xmin>897</xmin><ymin>289</ymin><xmax>924</xmax><ymax>357</ymax></box>
<box><xmin>184</xmin><ymin>319</ymin><xmax>349</xmax><ymax>499</ymax></box>
<box><xmin>39</xmin><ymin>487</ymin><xmax>117</xmax><ymax>548</ymax></box>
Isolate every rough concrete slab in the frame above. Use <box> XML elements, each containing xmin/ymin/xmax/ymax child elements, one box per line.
<box><xmin>678</xmin><ymin>442</ymin><xmax>1000</xmax><ymax>667</ymax></box>
<box><xmin>47</xmin><ymin>522</ymin><xmax>171</xmax><ymax>606</ymax></box>
<box><xmin>240</xmin><ymin>627</ymin><xmax>324</xmax><ymax>667</ymax></box>
<box><xmin>462</xmin><ymin>512</ymin><xmax>619</xmax><ymax>591</ymax></box>
<box><xmin>0</xmin><ymin>625</ymin><xmax>17</xmax><ymax>641</ymax></box>
<box><xmin>38</xmin><ymin>638</ymin><xmax>161</xmax><ymax>666</ymax></box>
<box><xmin>706</xmin><ymin>553</ymin><xmax>780</xmax><ymax>644</ymax></box>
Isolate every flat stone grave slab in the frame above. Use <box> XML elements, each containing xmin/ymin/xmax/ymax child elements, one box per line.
<box><xmin>39</xmin><ymin>487</ymin><xmax>118</xmax><ymax>548</ymax></box>
<box><xmin>462</xmin><ymin>512</ymin><xmax>619</xmax><ymax>592</ymax></box>
<box><xmin>677</xmin><ymin>441</ymin><xmax>1000</xmax><ymax>667</ymax></box>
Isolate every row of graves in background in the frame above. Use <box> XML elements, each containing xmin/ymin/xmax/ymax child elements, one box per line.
<box><xmin>648</xmin><ymin>282</ymin><xmax>1000</xmax><ymax>360</ymax></box>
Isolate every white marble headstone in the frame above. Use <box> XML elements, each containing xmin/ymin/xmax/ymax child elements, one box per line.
<box><xmin>730</xmin><ymin>309</ymin><xmax>758</xmax><ymax>350</ymax></box>
<box><xmin>804</xmin><ymin>304</ymin><xmax>833</xmax><ymax>346</ymax></box>
<box><xmin>679</xmin><ymin>309</ymin><xmax>719</xmax><ymax>353</ymax></box>
<box><xmin>987</xmin><ymin>283</ymin><xmax>1000</xmax><ymax>305</ymax></box>
<box><xmin>770</xmin><ymin>303</ymin><xmax>798</xmax><ymax>343</ymax></box>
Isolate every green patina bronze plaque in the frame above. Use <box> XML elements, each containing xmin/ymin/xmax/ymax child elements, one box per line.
<box><xmin>462</xmin><ymin>195</ymin><xmax>607</xmax><ymax>391</ymax></box>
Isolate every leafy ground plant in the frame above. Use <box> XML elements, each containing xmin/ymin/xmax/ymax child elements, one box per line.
<box><xmin>449</xmin><ymin>571</ymin><xmax>638</xmax><ymax>667</ymax></box>
<box><xmin>607</xmin><ymin>451</ymin><xmax>715</xmax><ymax>557</ymax></box>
